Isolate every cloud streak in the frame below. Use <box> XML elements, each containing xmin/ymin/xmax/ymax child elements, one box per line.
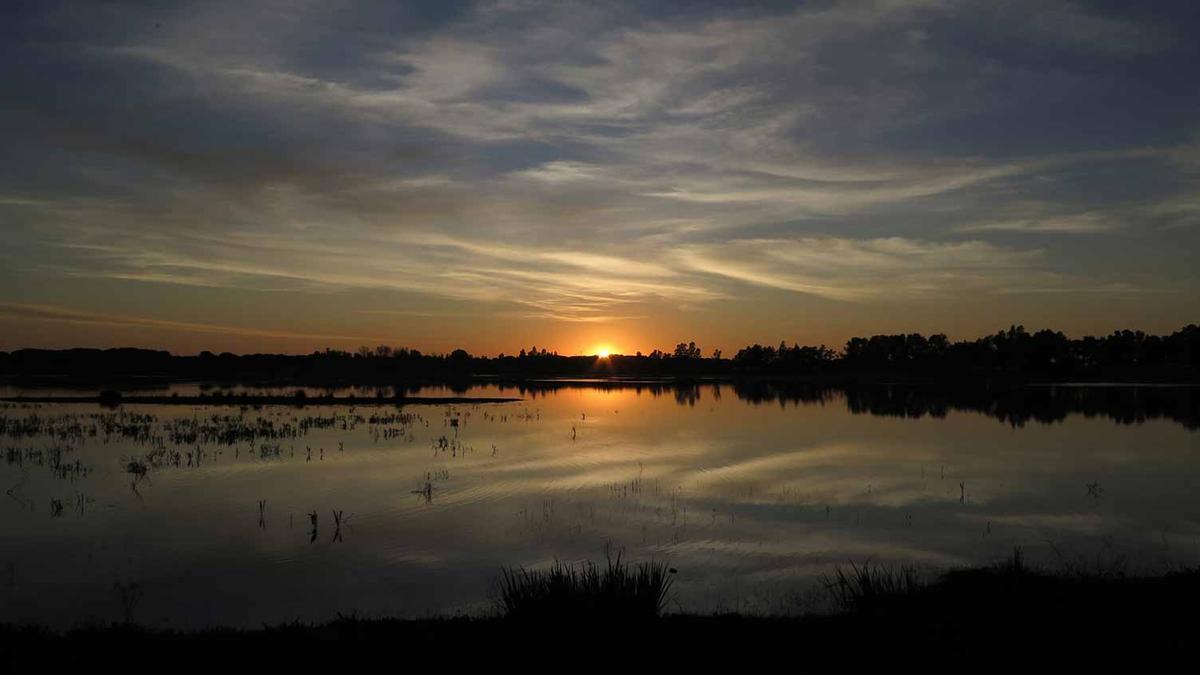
<box><xmin>1</xmin><ymin>1</ymin><xmax>1197</xmax><ymax>350</ymax></box>
<box><xmin>0</xmin><ymin>303</ymin><xmax>389</xmax><ymax>343</ymax></box>
<box><xmin>676</xmin><ymin>237</ymin><xmax>1064</xmax><ymax>301</ymax></box>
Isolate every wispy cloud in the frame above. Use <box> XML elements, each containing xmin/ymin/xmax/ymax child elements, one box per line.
<box><xmin>675</xmin><ymin>237</ymin><xmax>1056</xmax><ymax>301</ymax></box>
<box><xmin>956</xmin><ymin>212</ymin><xmax>1122</xmax><ymax>234</ymax></box>
<box><xmin>2</xmin><ymin>0</ymin><xmax>1198</xmax><ymax>349</ymax></box>
<box><xmin>0</xmin><ymin>303</ymin><xmax>389</xmax><ymax>342</ymax></box>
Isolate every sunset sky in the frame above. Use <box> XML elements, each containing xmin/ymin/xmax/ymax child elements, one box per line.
<box><xmin>2</xmin><ymin>1</ymin><xmax>1198</xmax><ymax>356</ymax></box>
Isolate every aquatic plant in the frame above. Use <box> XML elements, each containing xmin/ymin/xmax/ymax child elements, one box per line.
<box><xmin>331</xmin><ymin>509</ymin><xmax>345</xmax><ymax>542</ymax></box>
<box><xmin>112</xmin><ymin>580</ymin><xmax>142</xmax><ymax>625</ymax></box>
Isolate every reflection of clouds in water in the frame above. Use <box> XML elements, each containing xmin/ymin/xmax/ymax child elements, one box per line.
<box><xmin>0</xmin><ymin>384</ymin><xmax>1197</xmax><ymax>627</ymax></box>
<box><xmin>664</xmin><ymin>537</ymin><xmax>968</xmax><ymax>572</ymax></box>
<box><xmin>960</xmin><ymin>512</ymin><xmax>1114</xmax><ymax>535</ymax></box>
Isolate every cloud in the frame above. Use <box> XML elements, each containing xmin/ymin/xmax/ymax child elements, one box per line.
<box><xmin>41</xmin><ymin>224</ymin><xmax>713</xmax><ymax>322</ymax></box>
<box><xmin>0</xmin><ymin>303</ymin><xmax>388</xmax><ymax>343</ymax></box>
<box><xmin>956</xmin><ymin>212</ymin><xmax>1122</xmax><ymax>234</ymax></box>
<box><xmin>1</xmin><ymin>0</ymin><xmax>1197</xmax><ymax>347</ymax></box>
<box><xmin>676</xmin><ymin>237</ymin><xmax>1062</xmax><ymax>301</ymax></box>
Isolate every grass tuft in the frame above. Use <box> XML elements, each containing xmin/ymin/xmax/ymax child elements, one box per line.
<box><xmin>823</xmin><ymin>560</ymin><xmax>926</xmax><ymax>613</ymax></box>
<box><xmin>497</xmin><ymin>553</ymin><xmax>674</xmax><ymax>620</ymax></box>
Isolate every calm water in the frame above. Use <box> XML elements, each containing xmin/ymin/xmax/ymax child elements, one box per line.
<box><xmin>1</xmin><ymin>383</ymin><xmax>1197</xmax><ymax>627</ymax></box>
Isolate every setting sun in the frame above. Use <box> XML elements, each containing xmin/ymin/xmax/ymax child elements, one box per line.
<box><xmin>594</xmin><ymin>346</ymin><xmax>612</xmax><ymax>358</ymax></box>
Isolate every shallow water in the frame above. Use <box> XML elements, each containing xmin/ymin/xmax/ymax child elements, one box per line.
<box><xmin>1</xmin><ymin>382</ymin><xmax>1197</xmax><ymax>627</ymax></box>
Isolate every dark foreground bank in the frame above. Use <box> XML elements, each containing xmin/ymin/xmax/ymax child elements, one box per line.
<box><xmin>3</xmin><ymin>557</ymin><xmax>1197</xmax><ymax>669</ymax></box>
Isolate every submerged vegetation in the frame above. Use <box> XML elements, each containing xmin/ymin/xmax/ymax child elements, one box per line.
<box><xmin>1</xmin><ymin>407</ymin><xmax>433</xmax><ymax>489</ymax></box>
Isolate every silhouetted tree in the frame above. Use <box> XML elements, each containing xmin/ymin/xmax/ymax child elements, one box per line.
<box><xmin>1</xmin><ymin>325</ymin><xmax>1195</xmax><ymax>385</ymax></box>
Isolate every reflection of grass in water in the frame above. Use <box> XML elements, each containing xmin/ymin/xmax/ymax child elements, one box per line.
<box><xmin>112</xmin><ymin>581</ymin><xmax>142</xmax><ymax>625</ymax></box>
<box><xmin>498</xmin><ymin>554</ymin><xmax>674</xmax><ymax>619</ymax></box>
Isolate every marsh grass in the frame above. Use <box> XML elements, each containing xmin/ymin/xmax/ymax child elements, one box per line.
<box><xmin>497</xmin><ymin>554</ymin><xmax>673</xmax><ymax>619</ymax></box>
<box><xmin>819</xmin><ymin>547</ymin><xmax>1182</xmax><ymax>622</ymax></box>
<box><xmin>824</xmin><ymin>561</ymin><xmax>926</xmax><ymax>613</ymax></box>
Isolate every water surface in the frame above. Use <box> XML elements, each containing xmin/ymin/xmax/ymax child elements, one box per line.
<box><xmin>1</xmin><ymin>383</ymin><xmax>1197</xmax><ymax>627</ymax></box>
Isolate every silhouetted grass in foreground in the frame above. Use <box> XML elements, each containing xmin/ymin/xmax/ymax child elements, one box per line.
<box><xmin>497</xmin><ymin>555</ymin><xmax>674</xmax><ymax>619</ymax></box>
<box><xmin>5</xmin><ymin>552</ymin><xmax>1200</xmax><ymax>668</ymax></box>
<box><xmin>823</xmin><ymin>560</ymin><xmax>926</xmax><ymax>613</ymax></box>
<box><xmin>818</xmin><ymin>547</ymin><xmax>1200</xmax><ymax>625</ymax></box>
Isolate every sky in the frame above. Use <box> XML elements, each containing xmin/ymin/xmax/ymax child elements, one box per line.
<box><xmin>2</xmin><ymin>0</ymin><xmax>1198</xmax><ymax>356</ymax></box>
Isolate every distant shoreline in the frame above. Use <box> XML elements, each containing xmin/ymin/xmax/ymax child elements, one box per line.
<box><xmin>3</xmin><ymin>373</ymin><xmax>1198</xmax><ymax>391</ymax></box>
<box><xmin>3</xmin><ymin>325</ymin><xmax>1197</xmax><ymax>387</ymax></box>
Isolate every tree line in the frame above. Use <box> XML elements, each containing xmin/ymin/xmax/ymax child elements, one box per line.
<box><xmin>0</xmin><ymin>324</ymin><xmax>1196</xmax><ymax>384</ymax></box>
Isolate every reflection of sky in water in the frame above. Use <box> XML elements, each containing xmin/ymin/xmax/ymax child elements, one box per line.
<box><xmin>1</xmin><ymin>385</ymin><xmax>1197</xmax><ymax>627</ymax></box>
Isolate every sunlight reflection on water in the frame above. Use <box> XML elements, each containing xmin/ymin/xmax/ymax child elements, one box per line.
<box><xmin>0</xmin><ymin>383</ymin><xmax>1197</xmax><ymax>627</ymax></box>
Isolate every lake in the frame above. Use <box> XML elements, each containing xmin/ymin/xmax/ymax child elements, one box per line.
<box><xmin>1</xmin><ymin>382</ymin><xmax>1197</xmax><ymax>628</ymax></box>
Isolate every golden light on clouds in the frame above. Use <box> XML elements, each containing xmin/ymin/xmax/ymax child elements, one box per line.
<box><xmin>1</xmin><ymin>1</ymin><xmax>1196</xmax><ymax>355</ymax></box>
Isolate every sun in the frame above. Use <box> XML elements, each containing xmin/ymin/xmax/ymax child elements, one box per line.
<box><xmin>594</xmin><ymin>346</ymin><xmax>612</xmax><ymax>358</ymax></box>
